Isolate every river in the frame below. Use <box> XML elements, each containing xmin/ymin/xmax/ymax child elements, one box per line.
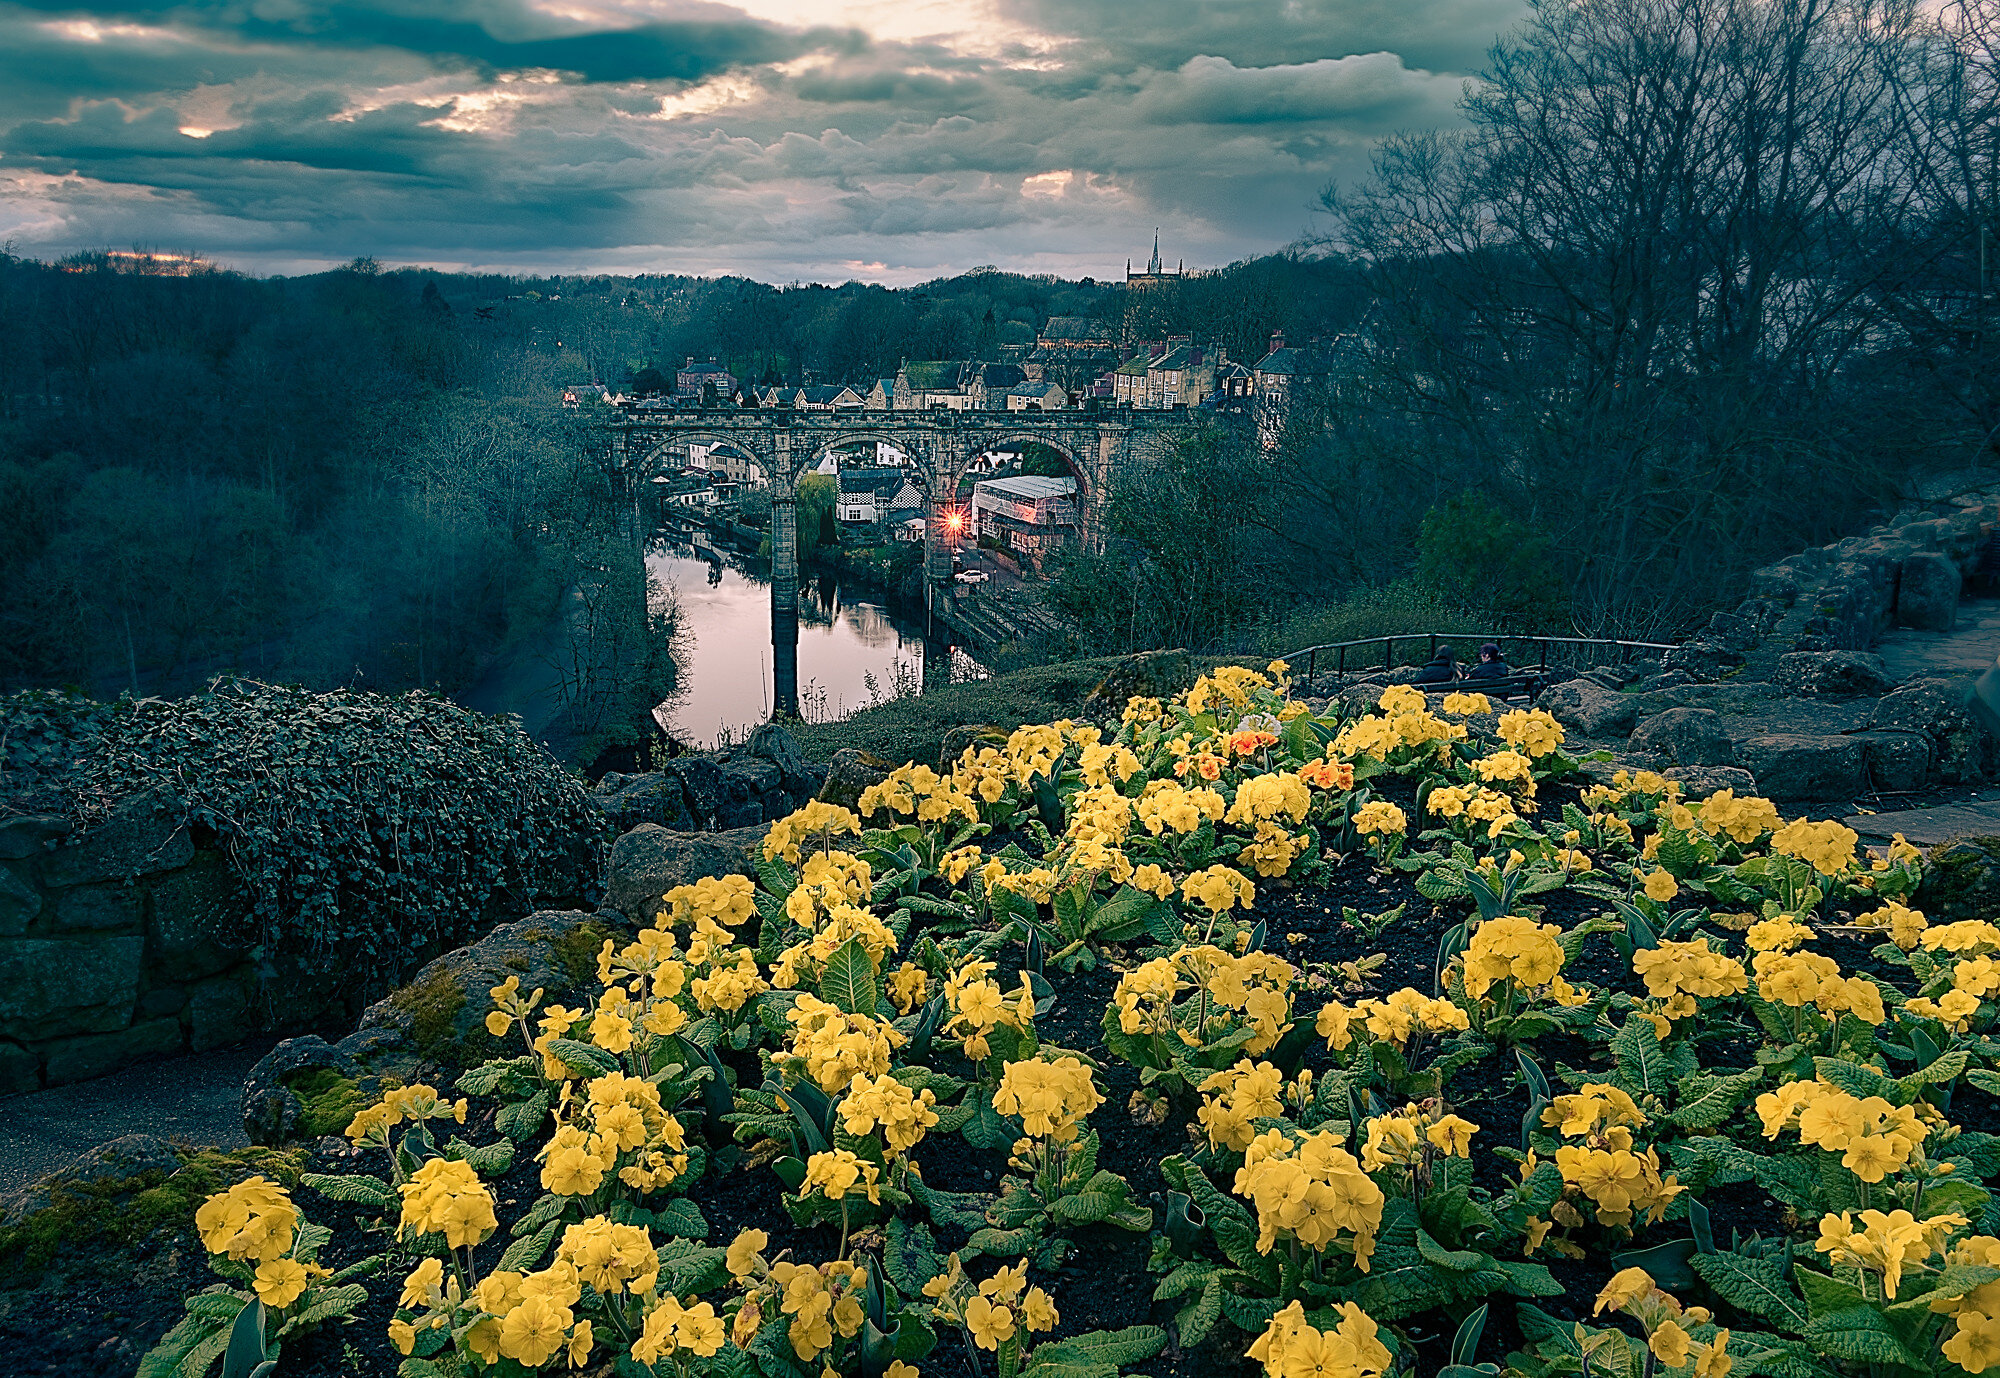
<box><xmin>645</xmin><ymin>537</ymin><xmax>983</xmax><ymax>747</ymax></box>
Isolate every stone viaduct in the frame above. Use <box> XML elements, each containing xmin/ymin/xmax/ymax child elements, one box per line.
<box><xmin>603</xmin><ymin>408</ymin><xmax>1195</xmax><ymax>713</ymax></box>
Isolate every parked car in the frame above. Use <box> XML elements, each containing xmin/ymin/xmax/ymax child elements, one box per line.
<box><xmin>954</xmin><ymin>570</ymin><xmax>990</xmax><ymax>584</ymax></box>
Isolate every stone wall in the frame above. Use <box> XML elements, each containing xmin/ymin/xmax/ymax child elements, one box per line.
<box><xmin>0</xmin><ymin>793</ymin><xmax>338</xmax><ymax>1095</ymax></box>
<box><xmin>1665</xmin><ymin>483</ymin><xmax>1999</xmax><ymax>681</ymax></box>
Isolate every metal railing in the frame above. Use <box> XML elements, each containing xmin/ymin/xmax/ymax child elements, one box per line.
<box><xmin>1281</xmin><ymin>633</ymin><xmax>1679</xmax><ymax>683</ymax></box>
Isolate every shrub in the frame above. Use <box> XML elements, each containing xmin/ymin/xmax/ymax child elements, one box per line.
<box><xmin>3</xmin><ymin>680</ymin><xmax>605</xmax><ymax>983</ymax></box>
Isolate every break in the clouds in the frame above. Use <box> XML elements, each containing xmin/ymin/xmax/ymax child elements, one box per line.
<box><xmin>0</xmin><ymin>0</ymin><xmax>1518</xmax><ymax>281</ymax></box>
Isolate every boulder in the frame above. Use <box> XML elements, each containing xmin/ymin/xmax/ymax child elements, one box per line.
<box><xmin>1733</xmin><ymin>734</ymin><xmax>1866</xmax><ymax>801</ymax></box>
<box><xmin>743</xmin><ymin>722</ymin><xmax>816</xmax><ymax>796</ymax></box>
<box><xmin>720</xmin><ymin>757</ymin><xmax>783</xmax><ymax>799</ymax></box>
<box><xmin>242</xmin><ymin>1035</ymin><xmax>360</xmax><ymax>1146</ymax></box>
<box><xmin>187</xmin><ymin>971</ymin><xmax>258</xmax><ymax>1052</ymax></box>
<box><xmin>662</xmin><ymin>757</ymin><xmax>727</xmax><ymax>829</ymax></box>
<box><xmin>356</xmin><ymin>908</ymin><xmax>618</xmax><ymax>1071</ymax></box>
<box><xmin>49</xmin><ymin>881</ymin><xmax>143</xmax><ymax>933</ymax></box>
<box><xmin>1630</xmin><ymin>707</ymin><xmax>1737</xmax><ymax>767</ymax></box>
<box><xmin>1852</xmin><ymin>730</ymin><xmax>1931</xmax><ymax>792</ymax></box>
<box><xmin>146</xmin><ymin>850</ymin><xmax>251</xmax><ymax>982</ymax></box>
<box><xmin>818</xmin><ymin>748</ymin><xmax>893</xmax><ymax>812</ymax></box>
<box><xmin>601</xmin><ymin>826</ymin><xmax>762</xmax><ymax>926</ymax></box>
<box><xmin>1658</xmin><ymin>636</ymin><xmax>1743</xmax><ymax>683</ymax></box>
<box><xmin>1874</xmin><ymin>677</ymin><xmax>1995</xmax><ymax>783</ymax></box>
<box><xmin>1539</xmin><ymin>680</ymin><xmax>1640</xmax><ymax>738</ymax></box>
<box><xmin>1081</xmin><ymin>648</ymin><xmax>1194</xmax><ymax>712</ymax></box>
<box><xmin>593</xmin><ymin>773</ymin><xmax>697</xmax><ymax>833</ymax></box>
<box><xmin>1663</xmin><ymin>765</ymin><xmax>1759</xmax><ymax>798</ymax></box>
<box><xmin>1919</xmin><ymin>836</ymin><xmax>2000</xmax><ymax>924</ymax></box>
<box><xmin>1</xmin><ymin>1133</ymin><xmax>182</xmax><ymax>1227</ymax></box>
<box><xmin>1896</xmin><ymin>552</ymin><xmax>1961</xmax><ymax>632</ymax></box>
<box><xmin>0</xmin><ymin>1042</ymin><xmax>37</xmax><ymax>1096</ymax></box>
<box><xmin>1774</xmin><ymin>651</ymin><xmax>1896</xmax><ymax>699</ymax></box>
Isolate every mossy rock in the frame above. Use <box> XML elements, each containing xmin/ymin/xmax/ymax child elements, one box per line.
<box><xmin>0</xmin><ymin>1142</ymin><xmax>305</xmax><ymax>1274</ymax></box>
<box><xmin>1918</xmin><ymin>836</ymin><xmax>2000</xmax><ymax>923</ymax></box>
<box><xmin>283</xmin><ymin>1066</ymin><xmax>402</xmax><ymax>1140</ymax></box>
<box><xmin>356</xmin><ymin>909</ymin><xmax>621</xmax><ymax>1070</ymax></box>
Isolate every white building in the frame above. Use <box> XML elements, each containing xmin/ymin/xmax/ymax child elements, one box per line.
<box><xmin>972</xmin><ymin>474</ymin><xmax>1078</xmax><ymax>557</ymax></box>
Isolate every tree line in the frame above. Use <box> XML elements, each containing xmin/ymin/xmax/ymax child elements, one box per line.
<box><xmin>0</xmin><ymin>254</ymin><xmax>631</xmax><ymax>702</ymax></box>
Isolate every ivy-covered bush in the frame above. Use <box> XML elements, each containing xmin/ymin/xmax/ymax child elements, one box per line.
<box><xmin>1</xmin><ymin>680</ymin><xmax>605</xmax><ymax>979</ymax></box>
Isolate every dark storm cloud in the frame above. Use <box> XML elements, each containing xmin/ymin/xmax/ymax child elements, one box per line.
<box><xmin>0</xmin><ymin>0</ymin><xmax>862</xmax><ymax>82</ymax></box>
<box><xmin>0</xmin><ymin>0</ymin><xmax>1511</xmax><ymax>279</ymax></box>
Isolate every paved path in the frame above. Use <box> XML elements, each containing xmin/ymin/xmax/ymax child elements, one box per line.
<box><xmin>0</xmin><ymin>1039</ymin><xmax>274</xmax><ymax>1194</ymax></box>
<box><xmin>1875</xmin><ymin>600</ymin><xmax>2000</xmax><ymax>682</ymax></box>
<box><xmin>1845</xmin><ymin>800</ymin><xmax>2000</xmax><ymax>847</ymax></box>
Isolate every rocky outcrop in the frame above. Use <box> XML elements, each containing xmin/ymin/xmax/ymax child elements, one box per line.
<box><xmin>1733</xmin><ymin>734</ymin><xmax>1866</xmax><ymax>802</ymax></box>
<box><xmin>1774</xmin><ymin>651</ymin><xmax>1896</xmax><ymax>699</ymax></box>
<box><xmin>1872</xmin><ymin>678</ymin><xmax>1995</xmax><ymax>784</ymax></box>
<box><xmin>592</xmin><ymin>725</ymin><xmax>823</xmax><ymax>834</ymax></box>
<box><xmin>600</xmin><ymin>826</ymin><xmax>763</xmax><ymax>926</ymax></box>
<box><xmin>1672</xmin><ymin>489</ymin><xmax>1998</xmax><ymax>682</ymax></box>
<box><xmin>1631</xmin><ymin>708</ymin><xmax>1737</xmax><ymax>767</ymax></box>
<box><xmin>1540</xmin><ymin>679</ymin><xmax>1640</xmax><ymax>738</ymax></box>
<box><xmin>356</xmin><ymin>908</ymin><xmax>618</xmax><ymax>1070</ymax></box>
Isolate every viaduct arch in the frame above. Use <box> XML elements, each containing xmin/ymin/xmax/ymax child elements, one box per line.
<box><xmin>604</xmin><ymin>407</ymin><xmax>1194</xmax><ymax>714</ymax></box>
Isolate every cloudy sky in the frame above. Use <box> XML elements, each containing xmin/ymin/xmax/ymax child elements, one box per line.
<box><xmin>0</xmin><ymin>0</ymin><xmax>1519</xmax><ymax>282</ymax></box>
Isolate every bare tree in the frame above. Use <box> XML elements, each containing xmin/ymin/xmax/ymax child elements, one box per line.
<box><xmin>1330</xmin><ymin>0</ymin><xmax>1942</xmax><ymax>631</ymax></box>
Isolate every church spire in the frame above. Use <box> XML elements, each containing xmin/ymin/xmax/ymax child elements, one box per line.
<box><xmin>1148</xmin><ymin>230</ymin><xmax>1162</xmax><ymax>276</ymax></box>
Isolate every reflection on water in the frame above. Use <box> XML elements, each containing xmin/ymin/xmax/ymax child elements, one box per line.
<box><xmin>646</xmin><ymin>538</ymin><xmax>982</xmax><ymax>747</ymax></box>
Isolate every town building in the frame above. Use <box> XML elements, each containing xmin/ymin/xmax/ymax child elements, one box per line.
<box><xmin>1251</xmin><ymin>330</ymin><xmax>1332</xmax><ymax>447</ymax></box>
<box><xmin>892</xmin><ymin>361</ymin><xmax>1028</xmax><ymax>410</ymax></box>
<box><xmin>972</xmin><ymin>474</ymin><xmax>1078</xmax><ymax>564</ymax></box>
<box><xmin>1126</xmin><ymin>231</ymin><xmax>1182</xmax><ymax>289</ymax></box>
<box><xmin>1002</xmin><ymin>381</ymin><xmax>1069</xmax><ymax>411</ymax></box>
<box><xmin>836</xmin><ymin>467</ymin><xmax>922</xmax><ymax>527</ymax></box>
<box><xmin>675</xmin><ymin>357</ymin><xmax>738</xmax><ymax>401</ymax></box>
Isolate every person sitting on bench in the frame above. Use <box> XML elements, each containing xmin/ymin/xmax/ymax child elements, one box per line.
<box><xmin>1465</xmin><ymin>643</ymin><xmax>1511</xmax><ymax>680</ymax></box>
<box><xmin>1414</xmin><ymin>647</ymin><xmax>1458</xmax><ymax>684</ymax></box>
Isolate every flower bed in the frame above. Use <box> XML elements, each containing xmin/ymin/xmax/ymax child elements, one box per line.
<box><xmin>133</xmin><ymin>666</ymin><xmax>2000</xmax><ymax>1378</ymax></box>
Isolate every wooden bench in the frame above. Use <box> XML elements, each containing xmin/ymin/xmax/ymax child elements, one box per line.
<box><xmin>1424</xmin><ymin>673</ymin><xmax>1543</xmax><ymax>703</ymax></box>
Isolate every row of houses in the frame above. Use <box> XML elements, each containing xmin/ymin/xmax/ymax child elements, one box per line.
<box><xmin>568</xmin><ymin>330</ymin><xmax>1335</xmax><ymax>422</ymax></box>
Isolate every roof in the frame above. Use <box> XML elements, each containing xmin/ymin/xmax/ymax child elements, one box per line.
<box><xmin>838</xmin><ymin>467</ymin><xmax>907</xmax><ymax>496</ymax></box>
<box><xmin>1040</xmin><ymin>316</ymin><xmax>1105</xmax><ymax>341</ymax></box>
<box><xmin>679</xmin><ymin>359</ymin><xmax>733</xmax><ymax>375</ymax></box>
<box><xmin>801</xmin><ymin>386</ymin><xmax>854</xmax><ymax>404</ymax></box>
<box><xmin>1114</xmin><ymin>356</ymin><xmax>1150</xmax><ymax>377</ymax></box>
<box><xmin>1254</xmin><ymin>345</ymin><xmax>1328</xmax><ymax>377</ymax></box>
<box><xmin>904</xmin><ymin>360</ymin><xmax>968</xmax><ymax>392</ymax></box>
<box><xmin>975</xmin><ymin>475</ymin><xmax>1077</xmax><ymax>500</ymax></box>
<box><xmin>1150</xmin><ymin>346</ymin><xmax>1195</xmax><ymax>372</ymax></box>
<box><xmin>976</xmin><ymin>363</ymin><xmax>1024</xmax><ymax>389</ymax></box>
